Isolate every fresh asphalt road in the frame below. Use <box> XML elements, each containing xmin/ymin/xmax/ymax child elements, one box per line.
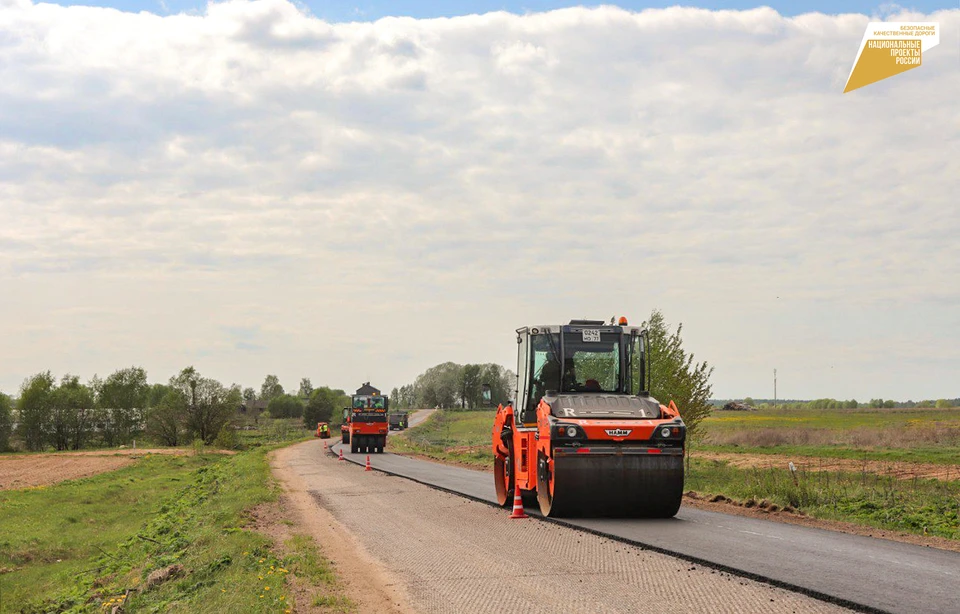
<box><xmin>335</xmin><ymin>434</ymin><xmax>959</xmax><ymax>614</ymax></box>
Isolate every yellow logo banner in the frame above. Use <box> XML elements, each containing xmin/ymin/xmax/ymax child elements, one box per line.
<box><xmin>844</xmin><ymin>22</ymin><xmax>940</xmax><ymax>93</ymax></box>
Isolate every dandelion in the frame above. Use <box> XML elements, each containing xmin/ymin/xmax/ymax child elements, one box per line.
<box><xmin>264</xmin><ymin>586</ymin><xmax>271</xmax><ymax>590</ymax></box>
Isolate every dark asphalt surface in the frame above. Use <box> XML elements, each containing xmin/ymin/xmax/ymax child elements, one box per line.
<box><xmin>335</xmin><ymin>437</ymin><xmax>959</xmax><ymax>614</ymax></box>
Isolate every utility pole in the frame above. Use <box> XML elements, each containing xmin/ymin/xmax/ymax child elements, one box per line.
<box><xmin>774</xmin><ymin>368</ymin><xmax>777</xmax><ymax>410</ymax></box>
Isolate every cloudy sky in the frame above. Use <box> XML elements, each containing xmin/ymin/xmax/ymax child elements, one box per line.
<box><xmin>1</xmin><ymin>1</ymin><xmax>957</xmax><ymax>402</ymax></box>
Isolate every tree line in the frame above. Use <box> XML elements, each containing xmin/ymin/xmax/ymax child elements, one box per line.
<box><xmin>0</xmin><ymin>369</ymin><xmax>349</xmax><ymax>453</ymax></box>
<box><xmin>389</xmin><ymin>363</ymin><xmax>515</xmax><ymax>410</ymax></box>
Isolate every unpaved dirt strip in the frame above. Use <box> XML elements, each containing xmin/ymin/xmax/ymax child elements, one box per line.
<box><xmin>0</xmin><ymin>449</ymin><xmax>205</xmax><ymax>491</ymax></box>
<box><xmin>276</xmin><ymin>440</ymin><xmax>850</xmax><ymax>614</ymax></box>
<box><xmin>0</xmin><ymin>455</ymin><xmax>135</xmax><ymax>490</ymax></box>
<box><xmin>696</xmin><ymin>451</ymin><xmax>960</xmax><ymax>482</ymax></box>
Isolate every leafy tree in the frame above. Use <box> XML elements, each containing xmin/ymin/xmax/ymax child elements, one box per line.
<box><xmin>260</xmin><ymin>375</ymin><xmax>284</xmax><ymax>403</ymax></box>
<box><xmin>0</xmin><ymin>392</ymin><xmax>13</xmax><ymax>451</ymax></box>
<box><xmin>267</xmin><ymin>394</ymin><xmax>304</xmax><ymax>419</ymax></box>
<box><xmin>242</xmin><ymin>387</ymin><xmax>257</xmax><ymax>403</ymax></box>
<box><xmin>145</xmin><ymin>389</ymin><xmax>187</xmax><ymax>446</ymax></box>
<box><xmin>414</xmin><ymin>362</ymin><xmax>461</xmax><ymax>409</ymax></box>
<box><xmin>171</xmin><ymin>367</ymin><xmax>241</xmax><ymax>443</ymax></box>
<box><xmin>298</xmin><ymin>378</ymin><xmax>313</xmax><ymax>399</ymax></box>
<box><xmin>645</xmin><ymin>310</ymin><xmax>714</xmax><ymax>443</ymax></box>
<box><xmin>479</xmin><ymin>364</ymin><xmax>514</xmax><ymax>408</ymax></box>
<box><xmin>743</xmin><ymin>397</ymin><xmax>754</xmax><ymax>406</ymax></box>
<box><xmin>147</xmin><ymin>383</ymin><xmax>172</xmax><ymax>408</ymax></box>
<box><xmin>18</xmin><ymin>372</ymin><xmax>55</xmax><ymax>451</ymax></box>
<box><xmin>49</xmin><ymin>375</ymin><xmax>95</xmax><ymax>450</ymax></box>
<box><xmin>304</xmin><ymin>387</ymin><xmax>346</xmax><ymax>427</ymax></box>
<box><xmin>457</xmin><ymin>364</ymin><xmax>482</xmax><ymax>409</ymax></box>
<box><xmin>97</xmin><ymin>367</ymin><xmax>149</xmax><ymax>445</ymax></box>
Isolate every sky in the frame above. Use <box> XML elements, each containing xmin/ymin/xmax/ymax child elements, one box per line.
<box><xmin>0</xmin><ymin>1</ymin><xmax>957</xmax><ymax>402</ymax></box>
<box><xmin>30</xmin><ymin>1</ymin><xmax>959</xmax><ymax>20</ymax></box>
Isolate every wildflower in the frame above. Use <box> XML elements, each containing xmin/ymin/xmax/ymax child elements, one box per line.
<box><xmin>265</xmin><ymin>586</ymin><xmax>270</xmax><ymax>590</ymax></box>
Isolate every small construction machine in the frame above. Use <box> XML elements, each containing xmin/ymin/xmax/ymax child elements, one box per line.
<box><xmin>492</xmin><ymin>318</ymin><xmax>686</xmax><ymax>517</ymax></box>
<box><xmin>388</xmin><ymin>411</ymin><xmax>409</xmax><ymax>431</ymax></box>
<box><xmin>341</xmin><ymin>385</ymin><xmax>389</xmax><ymax>453</ymax></box>
<box><xmin>315</xmin><ymin>422</ymin><xmax>331</xmax><ymax>439</ymax></box>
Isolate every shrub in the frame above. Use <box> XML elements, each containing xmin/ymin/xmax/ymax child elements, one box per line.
<box><xmin>214</xmin><ymin>424</ymin><xmax>240</xmax><ymax>450</ymax></box>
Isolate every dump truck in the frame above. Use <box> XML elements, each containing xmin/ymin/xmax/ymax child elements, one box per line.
<box><xmin>388</xmin><ymin>412</ymin><xmax>409</xmax><ymax>431</ymax></box>
<box><xmin>341</xmin><ymin>386</ymin><xmax>389</xmax><ymax>453</ymax></box>
<box><xmin>492</xmin><ymin>318</ymin><xmax>686</xmax><ymax>517</ymax></box>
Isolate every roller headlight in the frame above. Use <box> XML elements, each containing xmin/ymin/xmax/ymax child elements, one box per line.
<box><xmin>660</xmin><ymin>427</ymin><xmax>671</xmax><ymax>437</ymax></box>
<box><xmin>566</xmin><ymin>426</ymin><xmax>578</xmax><ymax>438</ymax></box>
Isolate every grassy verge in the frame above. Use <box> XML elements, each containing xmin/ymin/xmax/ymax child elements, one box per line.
<box><xmin>394</xmin><ymin>409</ymin><xmax>960</xmax><ymax>541</ymax></box>
<box><xmin>0</xmin><ymin>423</ymin><xmax>338</xmax><ymax>613</ymax></box>
<box><xmin>389</xmin><ymin>410</ymin><xmax>494</xmax><ymax>469</ymax></box>
<box><xmin>687</xmin><ymin>458</ymin><xmax>960</xmax><ymax>539</ymax></box>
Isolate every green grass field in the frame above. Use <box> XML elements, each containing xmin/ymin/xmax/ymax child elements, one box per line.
<box><xmin>392</xmin><ymin>408</ymin><xmax>960</xmax><ymax>540</ymax></box>
<box><xmin>0</xmin><ymin>422</ymin><xmax>345</xmax><ymax>613</ymax></box>
<box><xmin>701</xmin><ymin>408</ymin><xmax>960</xmax><ymax>464</ymax></box>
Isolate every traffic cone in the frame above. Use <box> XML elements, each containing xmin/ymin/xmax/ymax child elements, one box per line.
<box><xmin>338</xmin><ymin>448</ymin><xmax>344</xmax><ymax>461</ymax></box>
<box><xmin>365</xmin><ymin>455</ymin><xmax>372</xmax><ymax>471</ymax></box>
<box><xmin>509</xmin><ymin>481</ymin><xmax>529</xmax><ymax>519</ymax></box>
<box><xmin>323</xmin><ymin>440</ymin><xmax>328</xmax><ymax>451</ymax></box>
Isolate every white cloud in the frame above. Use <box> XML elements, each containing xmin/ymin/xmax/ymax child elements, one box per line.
<box><xmin>0</xmin><ymin>1</ymin><xmax>957</xmax><ymax>400</ymax></box>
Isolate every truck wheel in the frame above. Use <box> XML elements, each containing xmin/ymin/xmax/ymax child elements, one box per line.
<box><xmin>351</xmin><ymin>440</ymin><xmax>359</xmax><ymax>454</ymax></box>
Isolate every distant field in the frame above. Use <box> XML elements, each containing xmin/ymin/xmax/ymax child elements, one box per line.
<box><xmin>701</xmin><ymin>407</ymin><xmax>960</xmax><ymax>465</ymax></box>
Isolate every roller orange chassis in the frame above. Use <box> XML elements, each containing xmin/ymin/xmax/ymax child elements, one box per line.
<box><xmin>492</xmin><ymin>398</ymin><xmax>685</xmax><ymax>517</ymax></box>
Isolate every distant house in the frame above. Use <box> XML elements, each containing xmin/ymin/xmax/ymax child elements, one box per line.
<box><xmin>239</xmin><ymin>400</ymin><xmax>268</xmax><ymax>415</ymax></box>
<box><xmin>355</xmin><ymin>382</ymin><xmax>380</xmax><ymax>396</ymax></box>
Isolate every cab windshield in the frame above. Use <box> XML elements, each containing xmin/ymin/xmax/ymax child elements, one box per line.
<box><xmin>560</xmin><ymin>332</ymin><xmax>621</xmax><ymax>392</ymax></box>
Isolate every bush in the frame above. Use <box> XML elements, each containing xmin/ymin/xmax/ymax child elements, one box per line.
<box><xmin>214</xmin><ymin>424</ymin><xmax>240</xmax><ymax>450</ymax></box>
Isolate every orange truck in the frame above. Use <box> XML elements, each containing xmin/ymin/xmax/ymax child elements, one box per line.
<box><xmin>341</xmin><ymin>387</ymin><xmax>389</xmax><ymax>454</ymax></box>
<box><xmin>492</xmin><ymin>318</ymin><xmax>686</xmax><ymax>518</ymax></box>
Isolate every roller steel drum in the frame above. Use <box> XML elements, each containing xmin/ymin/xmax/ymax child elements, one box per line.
<box><xmin>538</xmin><ymin>450</ymin><xmax>684</xmax><ymax>518</ymax></box>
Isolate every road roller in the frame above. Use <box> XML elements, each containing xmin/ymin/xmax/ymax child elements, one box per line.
<box><xmin>492</xmin><ymin>318</ymin><xmax>686</xmax><ymax>517</ymax></box>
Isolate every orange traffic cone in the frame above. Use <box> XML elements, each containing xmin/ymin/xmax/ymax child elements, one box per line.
<box><xmin>365</xmin><ymin>455</ymin><xmax>372</xmax><ymax>471</ymax></box>
<box><xmin>338</xmin><ymin>448</ymin><xmax>344</xmax><ymax>461</ymax></box>
<box><xmin>509</xmin><ymin>481</ymin><xmax>529</xmax><ymax>519</ymax></box>
<box><xmin>323</xmin><ymin>440</ymin><xmax>328</xmax><ymax>451</ymax></box>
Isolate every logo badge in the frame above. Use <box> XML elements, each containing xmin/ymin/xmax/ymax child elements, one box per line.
<box><xmin>605</xmin><ymin>429</ymin><xmax>632</xmax><ymax>437</ymax></box>
<box><xmin>844</xmin><ymin>22</ymin><xmax>940</xmax><ymax>93</ymax></box>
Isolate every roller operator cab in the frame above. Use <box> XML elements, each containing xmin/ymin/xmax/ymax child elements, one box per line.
<box><xmin>492</xmin><ymin>318</ymin><xmax>686</xmax><ymax>518</ymax></box>
<box><xmin>341</xmin><ymin>387</ymin><xmax>389</xmax><ymax>453</ymax></box>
